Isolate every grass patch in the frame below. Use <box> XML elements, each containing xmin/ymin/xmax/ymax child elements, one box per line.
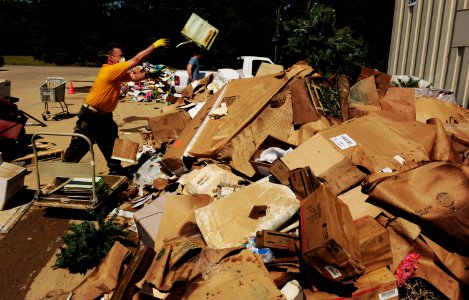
<box><xmin>2</xmin><ymin>56</ymin><xmax>56</xmax><ymax>66</ymax></box>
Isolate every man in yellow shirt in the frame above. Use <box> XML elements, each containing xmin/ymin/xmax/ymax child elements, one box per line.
<box><xmin>63</xmin><ymin>38</ymin><xmax>169</xmax><ymax>175</ymax></box>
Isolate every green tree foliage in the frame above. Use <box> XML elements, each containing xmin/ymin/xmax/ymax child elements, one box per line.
<box><xmin>53</xmin><ymin>210</ymin><xmax>128</xmax><ymax>274</ymax></box>
<box><xmin>281</xmin><ymin>3</ymin><xmax>367</xmax><ymax>78</ymax></box>
<box><xmin>317</xmin><ymin>0</ymin><xmax>395</xmax><ymax>72</ymax></box>
<box><xmin>0</xmin><ymin>0</ymin><xmax>393</xmax><ymax>72</ymax></box>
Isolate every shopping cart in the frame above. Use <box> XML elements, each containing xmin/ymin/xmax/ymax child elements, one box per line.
<box><xmin>40</xmin><ymin>77</ymin><xmax>69</xmax><ymax>120</ymax></box>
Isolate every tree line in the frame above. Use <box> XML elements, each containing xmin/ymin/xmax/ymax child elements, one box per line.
<box><xmin>0</xmin><ymin>0</ymin><xmax>394</xmax><ymax>79</ymax></box>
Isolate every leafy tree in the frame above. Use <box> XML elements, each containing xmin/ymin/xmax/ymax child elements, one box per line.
<box><xmin>280</xmin><ymin>2</ymin><xmax>367</xmax><ymax>78</ymax></box>
<box><xmin>1</xmin><ymin>0</ymin><xmax>393</xmax><ymax>72</ymax></box>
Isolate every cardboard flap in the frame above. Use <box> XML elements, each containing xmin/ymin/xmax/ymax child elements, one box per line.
<box><xmin>380</xmin><ymin>87</ymin><xmax>416</xmax><ymax>121</ymax></box>
<box><xmin>318</xmin><ymin>157</ymin><xmax>366</xmax><ymax>196</ymax></box>
<box><xmin>291</xmin><ymin>78</ymin><xmax>320</xmax><ymax>125</ymax></box>
<box><xmin>421</xmin><ymin>235</ymin><xmax>469</xmax><ymax>286</ymax></box>
<box><xmin>427</xmin><ymin>118</ymin><xmax>459</xmax><ymax>163</ymax></box>
<box><xmin>155</xmin><ymin>194</ymin><xmax>213</xmax><ymax>250</ymax></box>
<box><xmin>348</xmin><ymin>75</ymin><xmax>380</xmax><ymax>107</ymax></box>
<box><xmin>148</xmin><ymin>109</ymin><xmax>192</xmax><ymax>144</ymax></box>
<box><xmin>72</xmin><ymin>242</ymin><xmax>131</xmax><ymax>300</ymax></box>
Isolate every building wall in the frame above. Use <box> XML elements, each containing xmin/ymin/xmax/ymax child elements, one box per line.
<box><xmin>388</xmin><ymin>0</ymin><xmax>469</xmax><ymax>108</ymax></box>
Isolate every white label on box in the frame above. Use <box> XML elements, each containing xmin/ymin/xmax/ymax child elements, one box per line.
<box><xmin>379</xmin><ymin>167</ymin><xmax>393</xmax><ymax>173</ymax></box>
<box><xmin>330</xmin><ymin>134</ymin><xmax>357</xmax><ymax>150</ymax></box>
<box><xmin>324</xmin><ymin>265</ymin><xmax>342</xmax><ymax>279</ymax></box>
<box><xmin>379</xmin><ymin>288</ymin><xmax>398</xmax><ymax>300</ymax></box>
<box><xmin>393</xmin><ymin>155</ymin><xmax>405</xmax><ymax>165</ymax></box>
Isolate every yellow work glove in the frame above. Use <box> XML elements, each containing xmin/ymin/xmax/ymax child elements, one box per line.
<box><xmin>153</xmin><ymin>38</ymin><xmax>169</xmax><ymax>49</ymax></box>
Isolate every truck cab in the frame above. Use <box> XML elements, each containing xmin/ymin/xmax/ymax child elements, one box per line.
<box><xmin>235</xmin><ymin>56</ymin><xmax>275</xmax><ymax>78</ymax></box>
<box><xmin>171</xmin><ymin>56</ymin><xmax>275</xmax><ymax>93</ymax></box>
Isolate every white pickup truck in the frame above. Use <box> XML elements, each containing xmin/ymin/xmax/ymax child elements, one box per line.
<box><xmin>172</xmin><ymin>56</ymin><xmax>275</xmax><ymax>93</ymax></box>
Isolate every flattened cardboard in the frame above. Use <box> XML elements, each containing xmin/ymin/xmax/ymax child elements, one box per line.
<box><xmin>270</xmin><ymin>133</ymin><xmax>344</xmax><ymax>186</ymax></box>
<box><xmin>188</xmin><ymin>64</ymin><xmax>309</xmax><ymax>159</ymax></box>
<box><xmin>367</xmin><ymin>161</ymin><xmax>469</xmax><ymax>250</ymax></box>
<box><xmin>415</xmin><ymin>96</ymin><xmax>469</xmax><ymax>124</ymax></box>
<box><xmin>72</xmin><ymin>242</ymin><xmax>131</xmax><ymax>300</ymax></box>
<box><xmin>270</xmin><ymin>113</ymin><xmax>431</xmax><ymax>186</ymax></box>
<box><xmin>300</xmin><ymin>185</ymin><xmax>364</xmax><ymax>281</ymax></box>
<box><xmin>188</xmin><ymin>73</ymin><xmax>289</xmax><ymax>157</ymax></box>
<box><xmin>374</xmin><ymin>111</ymin><xmax>436</xmax><ymax>155</ymax></box>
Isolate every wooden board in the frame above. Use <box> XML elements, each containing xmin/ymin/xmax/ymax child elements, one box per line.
<box><xmin>13</xmin><ymin>148</ymin><xmax>64</xmax><ymax>167</ymax></box>
<box><xmin>33</xmin><ymin>175</ymin><xmax>127</xmax><ymax>210</ymax></box>
<box><xmin>0</xmin><ymin>202</ymin><xmax>32</xmax><ymax>233</ymax></box>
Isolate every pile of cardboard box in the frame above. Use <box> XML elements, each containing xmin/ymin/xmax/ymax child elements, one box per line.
<box><xmin>57</xmin><ymin>62</ymin><xmax>469</xmax><ymax>299</ymax></box>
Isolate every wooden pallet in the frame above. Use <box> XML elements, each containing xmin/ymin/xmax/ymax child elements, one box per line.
<box><xmin>13</xmin><ymin>148</ymin><xmax>64</xmax><ymax>167</ymax></box>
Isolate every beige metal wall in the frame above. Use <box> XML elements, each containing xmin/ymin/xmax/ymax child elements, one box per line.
<box><xmin>388</xmin><ymin>0</ymin><xmax>469</xmax><ymax>108</ymax></box>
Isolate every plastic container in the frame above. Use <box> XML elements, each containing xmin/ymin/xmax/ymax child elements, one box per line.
<box><xmin>181</xmin><ymin>13</ymin><xmax>219</xmax><ymax>50</ymax></box>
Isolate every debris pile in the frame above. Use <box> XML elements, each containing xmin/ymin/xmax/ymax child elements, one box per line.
<box><xmin>46</xmin><ymin>61</ymin><xmax>469</xmax><ymax>299</ymax></box>
<box><xmin>120</xmin><ymin>63</ymin><xmax>176</xmax><ymax>103</ymax></box>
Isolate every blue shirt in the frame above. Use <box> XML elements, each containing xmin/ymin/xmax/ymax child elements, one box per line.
<box><xmin>188</xmin><ymin>56</ymin><xmax>200</xmax><ymax>83</ymax></box>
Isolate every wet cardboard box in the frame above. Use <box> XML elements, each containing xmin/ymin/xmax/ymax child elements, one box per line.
<box><xmin>0</xmin><ymin>162</ymin><xmax>27</xmax><ymax>210</ymax></box>
<box><xmin>300</xmin><ymin>185</ymin><xmax>364</xmax><ymax>282</ymax></box>
<box><xmin>249</xmin><ymin>135</ymin><xmax>296</xmax><ymax>177</ymax></box>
